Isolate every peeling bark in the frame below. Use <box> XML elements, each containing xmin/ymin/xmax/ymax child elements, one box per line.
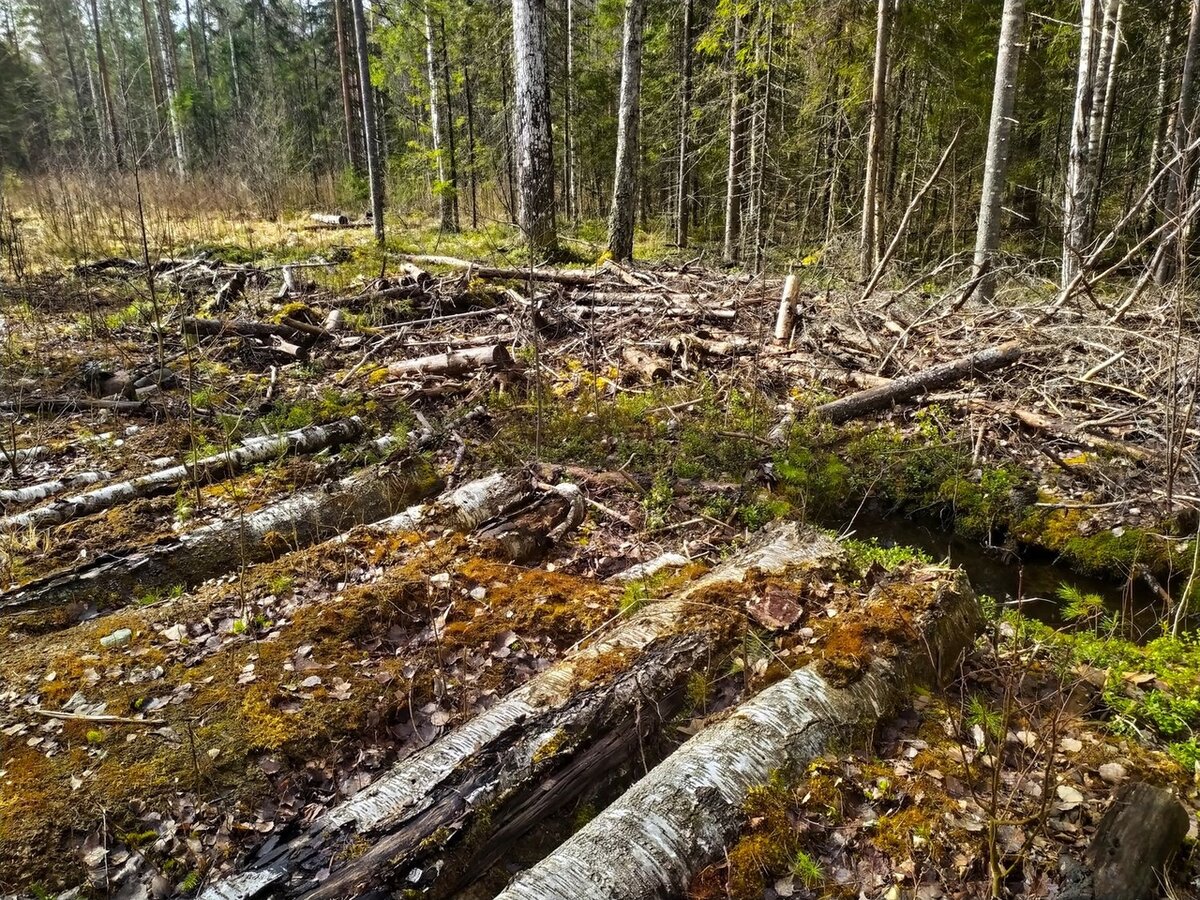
<box><xmin>496</xmin><ymin>569</ymin><xmax>978</xmax><ymax>899</ymax></box>
<box><xmin>200</xmin><ymin>525</ymin><xmax>842</xmax><ymax>900</ymax></box>
<box><xmin>1</xmin><ymin>419</ymin><xmax>364</xmax><ymax>533</ymax></box>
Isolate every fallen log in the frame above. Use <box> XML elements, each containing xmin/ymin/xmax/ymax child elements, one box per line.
<box><xmin>814</xmin><ymin>340</ymin><xmax>1023</xmax><ymax>423</ymax></box>
<box><xmin>774</xmin><ymin>274</ymin><xmax>799</xmax><ymax>342</ymax></box>
<box><xmin>969</xmin><ymin>400</ymin><xmax>1152</xmax><ymax>463</ymax></box>
<box><xmin>1</xmin><ymin>418</ymin><xmax>364</xmax><ymax>533</ymax></box>
<box><xmin>199</xmin><ymin>525</ymin><xmax>843</xmax><ymax>900</ymax></box>
<box><xmin>621</xmin><ymin>347</ymin><xmax>671</xmax><ymax>382</ymax></box>
<box><xmin>310</xmin><ymin>213</ymin><xmax>349</xmax><ymax>226</ymax></box>
<box><xmin>182</xmin><ymin>317</ymin><xmax>308</xmax><ymax>344</ymax></box>
<box><xmin>387</xmin><ymin>344</ymin><xmax>513</xmax><ymax>378</ymax></box>
<box><xmin>0</xmin><ymin>470</ymin><xmax>110</xmax><ymax>507</ymax></box>
<box><xmin>1057</xmin><ymin>782</ymin><xmax>1190</xmax><ymax>900</ymax></box>
<box><xmin>0</xmin><ymin>397</ymin><xmax>148</xmax><ymax>415</ymax></box>
<box><xmin>399</xmin><ymin>254</ymin><xmax>605</xmax><ymax>287</ymax></box>
<box><xmin>495</xmin><ymin>567</ymin><xmax>979</xmax><ymax>900</ymax></box>
<box><xmin>0</xmin><ymin>441</ymin><xmax>435</xmax><ymax>618</ymax></box>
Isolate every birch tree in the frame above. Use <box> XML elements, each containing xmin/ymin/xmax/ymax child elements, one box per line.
<box><xmin>87</xmin><ymin>0</ymin><xmax>121</xmax><ymax>169</ymax></box>
<box><xmin>970</xmin><ymin>0</ymin><xmax>1024</xmax><ymax>304</ymax></box>
<box><xmin>859</xmin><ymin>0</ymin><xmax>893</xmax><ymax>279</ymax></box>
<box><xmin>606</xmin><ymin>0</ymin><xmax>646</xmax><ymax>261</ymax></box>
<box><xmin>350</xmin><ymin>0</ymin><xmax>385</xmax><ymax>242</ymax></box>
<box><xmin>1062</xmin><ymin>0</ymin><xmax>1099</xmax><ymax>287</ymax></box>
<box><xmin>155</xmin><ymin>0</ymin><xmax>187</xmax><ymax>175</ymax></box>
<box><xmin>333</xmin><ymin>0</ymin><xmax>361</xmax><ymax>172</ymax></box>
<box><xmin>511</xmin><ymin>0</ymin><xmax>557</xmax><ymax>251</ymax></box>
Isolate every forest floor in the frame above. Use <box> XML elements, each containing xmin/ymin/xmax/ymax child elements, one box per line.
<box><xmin>0</xmin><ymin>213</ymin><xmax>1198</xmax><ymax>899</ymax></box>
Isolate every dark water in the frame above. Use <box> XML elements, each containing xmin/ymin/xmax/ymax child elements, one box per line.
<box><xmin>832</xmin><ymin>511</ymin><xmax>1166</xmax><ymax>638</ymax></box>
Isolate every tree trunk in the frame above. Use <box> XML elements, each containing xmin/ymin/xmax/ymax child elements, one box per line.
<box><xmin>722</xmin><ymin>10</ymin><xmax>746</xmax><ymax>263</ymax></box>
<box><xmin>1148</xmin><ymin>2</ymin><xmax>1180</xmax><ymax>206</ymax></box>
<box><xmin>0</xmin><ymin>419</ymin><xmax>364</xmax><ymax>534</ymax></box>
<box><xmin>463</xmin><ymin>56</ymin><xmax>479</xmax><ymax>229</ymax></box>
<box><xmin>155</xmin><ymin>0</ymin><xmax>188</xmax><ymax>176</ymax></box>
<box><xmin>511</xmin><ymin>0</ymin><xmax>558</xmax><ymax>251</ymax></box>
<box><xmin>1092</xmin><ymin>0</ymin><xmax>1124</xmax><ymax>202</ymax></box>
<box><xmin>1158</xmin><ymin>0</ymin><xmax>1200</xmax><ymax>284</ymax></box>
<box><xmin>675</xmin><ymin>0</ymin><xmax>693</xmax><ymax>248</ymax></box>
<box><xmin>423</xmin><ymin>6</ymin><xmax>455</xmax><ymax>232</ymax></box>
<box><xmin>350</xmin><ymin>0</ymin><xmax>385</xmax><ymax>242</ymax></box>
<box><xmin>606</xmin><ymin>0</ymin><xmax>646</xmax><ymax>261</ymax></box>
<box><xmin>197</xmin><ymin>526</ymin><xmax>845</xmax><ymax>900</ymax></box>
<box><xmin>814</xmin><ymin>341</ymin><xmax>1024</xmax><ymax>424</ymax></box>
<box><xmin>970</xmin><ymin>0</ymin><xmax>1025</xmax><ymax>304</ymax></box>
<box><xmin>140</xmin><ymin>0</ymin><xmax>166</xmax><ymax>129</ymax></box>
<box><xmin>563</xmin><ymin>0</ymin><xmax>576</xmax><ymax>222</ymax></box>
<box><xmin>1063</xmin><ymin>0</ymin><xmax>1099</xmax><ymax>287</ymax></box>
<box><xmin>333</xmin><ymin>0</ymin><xmax>361</xmax><ymax>172</ymax></box>
<box><xmin>439</xmin><ymin>17</ymin><xmax>460</xmax><ymax>231</ymax></box>
<box><xmin>88</xmin><ymin>0</ymin><xmax>123</xmax><ymax>169</ymax></box>
<box><xmin>859</xmin><ymin>0</ymin><xmax>893</xmax><ymax>279</ymax></box>
<box><xmin>495</xmin><ymin>568</ymin><xmax>978</xmax><ymax>899</ymax></box>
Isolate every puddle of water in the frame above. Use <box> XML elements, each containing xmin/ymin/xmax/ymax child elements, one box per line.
<box><xmin>834</xmin><ymin>511</ymin><xmax>1165</xmax><ymax>638</ymax></box>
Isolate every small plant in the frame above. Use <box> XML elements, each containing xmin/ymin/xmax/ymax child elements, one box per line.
<box><xmin>178</xmin><ymin>870</ymin><xmax>202</xmax><ymax>893</ymax></box>
<box><xmin>620</xmin><ymin>581</ymin><xmax>653</xmax><ymax>616</ymax></box>
<box><xmin>789</xmin><ymin>848</ymin><xmax>824</xmax><ymax>889</ymax></box>
<box><xmin>85</xmin><ymin>729</ymin><xmax>105</xmax><ymax>744</ymax></box>
<box><xmin>685</xmin><ymin>670</ymin><xmax>712</xmax><ymax>714</ymax></box>
<box><xmin>1058</xmin><ymin>584</ymin><xmax>1105</xmax><ymax>624</ymax></box>
<box><xmin>268</xmin><ymin>573</ymin><xmax>295</xmax><ymax>596</ymax></box>
<box><xmin>231</xmin><ymin>619</ymin><xmax>247</xmax><ymax>635</ymax></box>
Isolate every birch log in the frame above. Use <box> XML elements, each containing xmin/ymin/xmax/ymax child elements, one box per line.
<box><xmin>0</xmin><ymin>471</ymin><xmax>110</xmax><ymax>507</ymax></box>
<box><xmin>199</xmin><ymin>525</ymin><xmax>843</xmax><ymax>900</ymax></box>
<box><xmin>0</xmin><ymin>446</ymin><xmax>435</xmax><ymax>620</ymax></box>
<box><xmin>1</xmin><ymin>418</ymin><xmax>364</xmax><ymax>533</ymax></box>
<box><xmin>387</xmin><ymin>344</ymin><xmax>513</xmax><ymax>378</ymax></box>
<box><xmin>814</xmin><ymin>341</ymin><xmax>1023</xmax><ymax>423</ymax></box>
<box><xmin>496</xmin><ymin>568</ymin><xmax>979</xmax><ymax>899</ymax></box>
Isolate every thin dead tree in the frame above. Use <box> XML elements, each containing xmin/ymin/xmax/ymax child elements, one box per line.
<box><xmin>1062</xmin><ymin>0</ymin><xmax>1099</xmax><ymax>287</ymax></box>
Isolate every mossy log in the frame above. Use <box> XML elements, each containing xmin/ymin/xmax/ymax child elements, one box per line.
<box><xmin>1057</xmin><ymin>782</ymin><xmax>1190</xmax><ymax>900</ymax></box>
<box><xmin>495</xmin><ymin>569</ymin><xmax>979</xmax><ymax>900</ymax></box>
<box><xmin>199</xmin><ymin>525</ymin><xmax>842</xmax><ymax>900</ymax></box>
<box><xmin>1</xmin><ymin>418</ymin><xmax>364</xmax><ymax>533</ymax></box>
<box><xmin>0</xmin><ymin>449</ymin><xmax>435</xmax><ymax>619</ymax></box>
<box><xmin>815</xmin><ymin>340</ymin><xmax>1023</xmax><ymax>423</ymax></box>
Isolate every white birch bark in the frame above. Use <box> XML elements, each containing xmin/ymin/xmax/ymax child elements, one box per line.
<box><xmin>722</xmin><ymin>10</ymin><xmax>745</xmax><ymax>263</ymax></box>
<box><xmin>1062</xmin><ymin>0</ymin><xmax>1099</xmax><ymax>287</ymax></box>
<box><xmin>859</xmin><ymin>0</ymin><xmax>893</xmax><ymax>279</ymax></box>
<box><xmin>155</xmin><ymin>0</ymin><xmax>187</xmax><ymax>176</ymax></box>
<box><xmin>0</xmin><ymin>471</ymin><xmax>110</xmax><ymax>507</ymax></box>
<box><xmin>511</xmin><ymin>0</ymin><xmax>557</xmax><ymax>250</ymax></box>
<box><xmin>199</xmin><ymin>525</ymin><xmax>843</xmax><ymax>900</ymax></box>
<box><xmin>0</xmin><ymin>418</ymin><xmax>364</xmax><ymax>533</ymax></box>
<box><xmin>606</xmin><ymin>0</ymin><xmax>646</xmax><ymax>261</ymax></box>
<box><xmin>496</xmin><ymin>570</ymin><xmax>978</xmax><ymax>899</ymax></box>
<box><xmin>423</xmin><ymin>2</ymin><xmax>455</xmax><ymax>231</ymax></box>
<box><xmin>970</xmin><ymin>0</ymin><xmax>1025</xmax><ymax>304</ymax></box>
<box><xmin>1158</xmin><ymin>0</ymin><xmax>1200</xmax><ymax>284</ymax></box>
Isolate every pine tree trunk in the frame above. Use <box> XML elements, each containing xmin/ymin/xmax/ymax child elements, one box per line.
<box><xmin>970</xmin><ymin>0</ymin><xmax>1025</xmax><ymax>304</ymax></box>
<box><xmin>674</xmin><ymin>0</ymin><xmax>693</xmax><ymax>248</ymax></box>
<box><xmin>606</xmin><ymin>0</ymin><xmax>646</xmax><ymax>261</ymax></box>
<box><xmin>334</xmin><ymin>0</ymin><xmax>361</xmax><ymax>172</ymax></box>
<box><xmin>139</xmin><ymin>0</ymin><xmax>166</xmax><ymax>129</ymax></box>
<box><xmin>859</xmin><ymin>0</ymin><xmax>893</xmax><ymax>279</ymax></box>
<box><xmin>511</xmin><ymin>0</ymin><xmax>558</xmax><ymax>251</ymax></box>
<box><xmin>1062</xmin><ymin>0</ymin><xmax>1098</xmax><ymax>287</ymax></box>
<box><xmin>722</xmin><ymin>10</ymin><xmax>746</xmax><ymax>264</ymax></box>
<box><xmin>350</xmin><ymin>0</ymin><xmax>385</xmax><ymax>242</ymax></box>
<box><xmin>88</xmin><ymin>0</ymin><xmax>123</xmax><ymax>169</ymax></box>
<box><xmin>1157</xmin><ymin>0</ymin><xmax>1200</xmax><ymax>284</ymax></box>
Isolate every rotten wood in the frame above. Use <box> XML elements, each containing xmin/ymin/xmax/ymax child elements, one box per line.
<box><xmin>495</xmin><ymin>568</ymin><xmax>979</xmax><ymax>900</ymax></box>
